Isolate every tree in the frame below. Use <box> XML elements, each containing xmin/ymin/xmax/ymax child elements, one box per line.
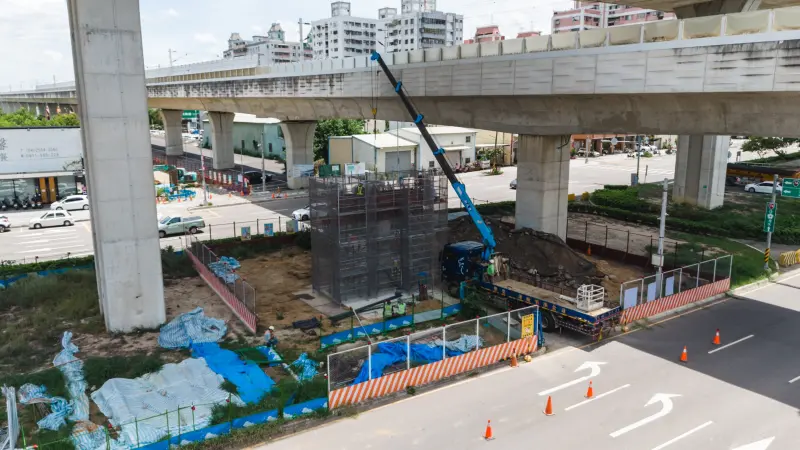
<box><xmin>148</xmin><ymin>108</ymin><xmax>164</xmax><ymax>130</ymax></box>
<box><xmin>313</xmin><ymin>119</ymin><xmax>366</xmax><ymax>162</ymax></box>
<box><xmin>741</xmin><ymin>137</ymin><xmax>800</xmax><ymax>159</ymax></box>
<box><xmin>0</xmin><ymin>107</ymin><xmax>80</xmax><ymax>128</ymax></box>
<box><xmin>480</xmin><ymin>147</ymin><xmax>505</xmax><ymax>175</ymax></box>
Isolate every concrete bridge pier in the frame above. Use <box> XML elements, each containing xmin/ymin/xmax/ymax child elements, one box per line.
<box><xmin>672</xmin><ymin>135</ymin><xmax>729</xmax><ymax>209</ymax></box>
<box><xmin>281</xmin><ymin>121</ymin><xmax>317</xmax><ymax>190</ymax></box>
<box><xmin>208</xmin><ymin>111</ymin><xmax>235</xmax><ymax>169</ymax></box>
<box><xmin>514</xmin><ymin>135</ymin><xmax>570</xmax><ymax>241</ymax></box>
<box><xmin>160</xmin><ymin>109</ymin><xmax>184</xmax><ymax>157</ymax></box>
<box><xmin>67</xmin><ymin>0</ymin><xmax>165</xmax><ymax>332</ymax></box>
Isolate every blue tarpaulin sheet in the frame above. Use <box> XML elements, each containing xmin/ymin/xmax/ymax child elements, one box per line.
<box><xmin>289</xmin><ymin>353</ymin><xmax>318</xmax><ymax>381</ymax></box>
<box><xmin>352</xmin><ymin>342</ymin><xmax>464</xmax><ymax>384</ymax></box>
<box><xmin>158</xmin><ymin>308</ymin><xmax>227</xmax><ymax>349</ymax></box>
<box><xmin>320</xmin><ymin>303</ymin><xmax>462</xmax><ymax>348</ymax></box>
<box><xmin>191</xmin><ymin>343</ymin><xmax>274</xmax><ymax>404</ymax></box>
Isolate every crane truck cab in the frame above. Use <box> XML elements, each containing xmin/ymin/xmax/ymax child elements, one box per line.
<box><xmin>441</xmin><ymin>241</ymin><xmax>490</xmax><ymax>286</ymax></box>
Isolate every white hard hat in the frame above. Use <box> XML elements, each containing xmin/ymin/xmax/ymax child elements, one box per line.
<box><xmin>268</xmin><ymin>326</ymin><xmax>275</xmax><ymax>331</ymax></box>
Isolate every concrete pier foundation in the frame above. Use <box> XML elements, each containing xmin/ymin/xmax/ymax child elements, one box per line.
<box><xmin>515</xmin><ymin>135</ymin><xmax>570</xmax><ymax>241</ymax></box>
<box><xmin>208</xmin><ymin>111</ymin><xmax>235</xmax><ymax>170</ymax></box>
<box><xmin>161</xmin><ymin>109</ymin><xmax>184</xmax><ymax>157</ymax></box>
<box><xmin>673</xmin><ymin>135</ymin><xmax>729</xmax><ymax>209</ymax></box>
<box><xmin>282</xmin><ymin>121</ymin><xmax>317</xmax><ymax>190</ymax></box>
<box><xmin>67</xmin><ymin>0</ymin><xmax>166</xmax><ymax>332</ymax></box>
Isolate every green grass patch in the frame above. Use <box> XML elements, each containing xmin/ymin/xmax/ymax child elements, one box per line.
<box><xmin>83</xmin><ymin>354</ymin><xmax>165</xmax><ymax>389</ymax></box>
<box><xmin>161</xmin><ymin>246</ymin><xmax>198</xmax><ymax>278</ymax></box>
<box><xmin>666</xmin><ymin>231</ymin><xmax>766</xmax><ymax>288</ymax></box>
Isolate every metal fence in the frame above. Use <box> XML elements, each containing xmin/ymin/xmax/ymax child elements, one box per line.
<box><xmin>1</xmin><ymin>386</ymin><xmax>18</xmax><ymax>450</ymax></box>
<box><xmin>619</xmin><ymin>255</ymin><xmax>733</xmax><ymax>309</ymax></box>
<box><xmin>327</xmin><ymin>304</ymin><xmax>540</xmax><ymax>392</ymax></box>
<box><xmin>186</xmin><ymin>235</ymin><xmax>258</xmax><ymax>333</ymax></box>
<box><xmin>566</xmin><ymin>218</ymin><xmax>715</xmax><ymax>269</ymax></box>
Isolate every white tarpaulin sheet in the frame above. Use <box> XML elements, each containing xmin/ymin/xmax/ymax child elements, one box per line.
<box><xmin>91</xmin><ymin>358</ymin><xmax>243</xmax><ymax>448</ymax></box>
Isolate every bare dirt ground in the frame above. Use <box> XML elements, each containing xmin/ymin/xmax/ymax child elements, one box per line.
<box><xmin>568</xmin><ymin>213</ymin><xmax>683</xmax><ymax>257</ymax></box>
<box><xmin>74</xmin><ymin>277</ymin><xmax>257</xmax><ymax>362</ymax></box>
<box><xmin>588</xmin><ymin>256</ymin><xmax>647</xmax><ymax>305</ymax></box>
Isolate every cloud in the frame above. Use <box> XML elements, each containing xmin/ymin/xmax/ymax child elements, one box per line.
<box><xmin>165</xmin><ymin>8</ymin><xmax>179</xmax><ymax>17</ymax></box>
<box><xmin>251</xmin><ymin>25</ymin><xmax>263</xmax><ymax>34</ymax></box>
<box><xmin>43</xmin><ymin>50</ymin><xmax>64</xmax><ymax>62</ymax></box>
<box><xmin>193</xmin><ymin>33</ymin><xmax>217</xmax><ymax>44</ymax></box>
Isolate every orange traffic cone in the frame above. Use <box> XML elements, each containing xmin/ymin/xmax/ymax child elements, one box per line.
<box><xmin>510</xmin><ymin>354</ymin><xmax>518</xmax><ymax>368</ymax></box>
<box><xmin>209</xmin><ymin>193</ymin><xmax>213</xmax><ymax>199</ymax></box>
<box><xmin>543</xmin><ymin>396</ymin><xmax>554</xmax><ymax>416</ymax></box>
<box><xmin>272</xmin><ymin>193</ymin><xmax>275</xmax><ymax>199</ymax></box>
<box><xmin>284</xmin><ymin>193</ymin><xmax>288</xmax><ymax>199</ymax></box>
<box><xmin>712</xmin><ymin>329</ymin><xmax>721</xmax><ymax>345</ymax></box>
<box><xmin>585</xmin><ymin>381</ymin><xmax>594</xmax><ymax>399</ymax></box>
<box><xmin>680</xmin><ymin>346</ymin><xmax>688</xmax><ymax>363</ymax></box>
<box><xmin>587</xmin><ymin>245</ymin><xmax>592</xmax><ymax>256</ymax></box>
<box><xmin>228</xmin><ymin>193</ymin><xmax>232</xmax><ymax>198</ymax></box>
<box><xmin>483</xmin><ymin>420</ymin><xmax>494</xmax><ymax>440</ymax></box>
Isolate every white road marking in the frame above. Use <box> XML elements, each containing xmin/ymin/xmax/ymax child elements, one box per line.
<box><xmin>564</xmin><ymin>384</ymin><xmax>631</xmax><ymax>411</ymax></box>
<box><xmin>16</xmin><ymin>244</ymin><xmax>86</xmax><ymax>254</ymax></box>
<box><xmin>19</xmin><ymin>237</ymin><xmax>80</xmax><ymax>245</ymax></box>
<box><xmin>538</xmin><ymin>361</ymin><xmax>607</xmax><ymax>396</ymax></box>
<box><xmin>19</xmin><ymin>229</ymin><xmax>77</xmax><ymax>236</ymax></box>
<box><xmin>650</xmin><ymin>421</ymin><xmax>714</xmax><ymax>450</ymax></box>
<box><xmin>730</xmin><ymin>437</ymin><xmax>775</xmax><ymax>450</ymax></box>
<box><xmin>708</xmin><ymin>334</ymin><xmax>755</xmax><ymax>354</ymax></box>
<box><xmin>610</xmin><ymin>393</ymin><xmax>680</xmax><ymax>438</ymax></box>
<box><xmin>788</xmin><ymin>374</ymin><xmax>800</xmax><ymax>384</ymax></box>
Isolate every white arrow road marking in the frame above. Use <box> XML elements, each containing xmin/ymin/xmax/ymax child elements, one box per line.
<box><xmin>730</xmin><ymin>437</ymin><xmax>775</xmax><ymax>450</ymax></box>
<box><xmin>708</xmin><ymin>334</ymin><xmax>755</xmax><ymax>354</ymax></box>
<box><xmin>565</xmin><ymin>384</ymin><xmax>631</xmax><ymax>411</ymax></box>
<box><xmin>537</xmin><ymin>361</ymin><xmax>607</xmax><ymax>396</ymax></box>
<box><xmin>609</xmin><ymin>393</ymin><xmax>680</xmax><ymax>438</ymax></box>
<box><xmin>651</xmin><ymin>421</ymin><xmax>713</xmax><ymax>450</ymax></box>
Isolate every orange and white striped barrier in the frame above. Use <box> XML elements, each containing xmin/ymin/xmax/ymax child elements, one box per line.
<box><xmin>328</xmin><ymin>336</ymin><xmax>537</xmax><ymax>409</ymax></box>
<box><xmin>619</xmin><ymin>279</ymin><xmax>730</xmax><ymax>325</ymax></box>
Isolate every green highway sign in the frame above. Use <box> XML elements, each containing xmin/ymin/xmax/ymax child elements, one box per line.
<box><xmin>182</xmin><ymin>110</ymin><xmax>199</xmax><ymax>120</ymax></box>
<box><xmin>763</xmin><ymin>201</ymin><xmax>777</xmax><ymax>233</ymax></box>
<box><xmin>782</xmin><ymin>178</ymin><xmax>800</xmax><ymax>199</ymax></box>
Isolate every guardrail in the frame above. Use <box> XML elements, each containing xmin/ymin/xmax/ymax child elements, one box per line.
<box><xmin>4</xmin><ymin>7</ymin><xmax>800</xmax><ymax>94</ymax></box>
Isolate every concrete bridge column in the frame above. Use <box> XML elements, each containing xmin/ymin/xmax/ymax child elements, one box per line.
<box><xmin>281</xmin><ymin>121</ymin><xmax>317</xmax><ymax>190</ymax></box>
<box><xmin>514</xmin><ymin>135</ymin><xmax>570</xmax><ymax>241</ymax></box>
<box><xmin>67</xmin><ymin>0</ymin><xmax>166</xmax><ymax>332</ymax></box>
<box><xmin>208</xmin><ymin>111</ymin><xmax>235</xmax><ymax>169</ymax></box>
<box><xmin>160</xmin><ymin>109</ymin><xmax>184</xmax><ymax>157</ymax></box>
<box><xmin>673</xmin><ymin>135</ymin><xmax>729</xmax><ymax>209</ymax></box>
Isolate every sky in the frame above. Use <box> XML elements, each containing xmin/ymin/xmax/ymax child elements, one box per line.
<box><xmin>0</xmin><ymin>0</ymin><xmax>572</xmax><ymax>91</ymax></box>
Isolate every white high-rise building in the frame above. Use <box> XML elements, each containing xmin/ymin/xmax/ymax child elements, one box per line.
<box><xmin>223</xmin><ymin>24</ymin><xmax>312</xmax><ymax>63</ymax></box>
<box><xmin>311</xmin><ymin>1</ymin><xmax>379</xmax><ymax>60</ymax></box>
<box><xmin>384</xmin><ymin>0</ymin><xmax>463</xmax><ymax>53</ymax></box>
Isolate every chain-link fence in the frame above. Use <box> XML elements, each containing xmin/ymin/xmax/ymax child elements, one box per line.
<box><xmin>186</xmin><ymin>235</ymin><xmax>257</xmax><ymax>331</ymax></box>
<box><xmin>327</xmin><ymin>305</ymin><xmax>540</xmax><ymax>395</ymax></box>
<box><xmin>567</xmin><ymin>218</ymin><xmax>718</xmax><ymax>269</ymax></box>
<box><xmin>619</xmin><ymin>255</ymin><xmax>733</xmax><ymax>309</ymax></box>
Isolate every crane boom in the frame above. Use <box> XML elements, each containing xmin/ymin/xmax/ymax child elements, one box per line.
<box><xmin>370</xmin><ymin>50</ymin><xmax>496</xmax><ymax>260</ymax></box>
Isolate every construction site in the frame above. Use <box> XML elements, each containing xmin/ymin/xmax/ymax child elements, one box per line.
<box><xmin>308</xmin><ymin>172</ymin><xmax>450</xmax><ymax>305</ymax></box>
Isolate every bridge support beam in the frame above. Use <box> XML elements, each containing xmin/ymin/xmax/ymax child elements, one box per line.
<box><xmin>673</xmin><ymin>135</ymin><xmax>729</xmax><ymax>209</ymax></box>
<box><xmin>282</xmin><ymin>121</ymin><xmax>317</xmax><ymax>190</ymax></box>
<box><xmin>208</xmin><ymin>111</ymin><xmax>235</xmax><ymax>169</ymax></box>
<box><xmin>161</xmin><ymin>109</ymin><xmax>184</xmax><ymax>157</ymax></box>
<box><xmin>67</xmin><ymin>0</ymin><xmax>166</xmax><ymax>332</ymax></box>
<box><xmin>674</xmin><ymin>0</ymin><xmax>760</xmax><ymax>18</ymax></box>
<box><xmin>515</xmin><ymin>135</ymin><xmax>570</xmax><ymax>241</ymax></box>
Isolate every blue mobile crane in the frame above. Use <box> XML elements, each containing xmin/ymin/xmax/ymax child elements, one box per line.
<box><xmin>370</xmin><ymin>51</ymin><xmax>619</xmax><ymax>341</ymax></box>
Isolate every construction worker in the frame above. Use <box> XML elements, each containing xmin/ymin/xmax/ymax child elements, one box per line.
<box><xmin>396</xmin><ymin>301</ymin><xmax>407</xmax><ymax>316</ymax></box>
<box><xmin>384</xmin><ymin>301</ymin><xmax>393</xmax><ymax>318</ymax></box>
<box><xmin>355</xmin><ymin>182</ymin><xmax>365</xmax><ymax>196</ymax></box>
<box><xmin>486</xmin><ymin>258</ymin><xmax>497</xmax><ymax>283</ymax></box>
<box><xmin>264</xmin><ymin>326</ymin><xmax>278</xmax><ymax>348</ymax></box>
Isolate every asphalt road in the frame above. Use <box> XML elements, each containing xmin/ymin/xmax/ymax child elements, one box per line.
<box><xmin>258</xmin><ymin>274</ymin><xmax>800</xmax><ymax>450</ymax></box>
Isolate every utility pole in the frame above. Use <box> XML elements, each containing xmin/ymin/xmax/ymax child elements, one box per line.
<box><xmin>200</xmin><ymin>122</ymin><xmax>208</xmax><ymax>206</ymax></box>
<box><xmin>260</xmin><ymin>137</ymin><xmax>266</xmax><ymax>194</ymax></box>
<box><xmin>634</xmin><ymin>135</ymin><xmax>642</xmax><ymax>186</ymax></box>
<box><xmin>765</xmin><ymin>173</ymin><xmax>779</xmax><ymax>270</ymax></box>
<box><xmin>168</xmin><ymin>48</ymin><xmax>174</xmax><ymax>67</ymax></box>
<box><xmin>655</xmin><ymin>178</ymin><xmax>668</xmax><ymax>298</ymax></box>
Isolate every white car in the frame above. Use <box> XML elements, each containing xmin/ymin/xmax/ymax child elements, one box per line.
<box><xmin>744</xmin><ymin>181</ymin><xmax>783</xmax><ymax>195</ymax></box>
<box><xmin>29</xmin><ymin>211</ymin><xmax>74</xmax><ymax>229</ymax></box>
<box><xmin>292</xmin><ymin>205</ymin><xmax>311</xmax><ymax>221</ymax></box>
<box><xmin>51</xmin><ymin>194</ymin><xmax>89</xmax><ymax>211</ymax></box>
<box><xmin>0</xmin><ymin>215</ymin><xmax>9</xmax><ymax>232</ymax></box>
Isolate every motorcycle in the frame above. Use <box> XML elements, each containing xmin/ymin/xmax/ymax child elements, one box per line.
<box><xmin>11</xmin><ymin>196</ymin><xmax>21</xmax><ymax>210</ymax></box>
<box><xmin>33</xmin><ymin>193</ymin><xmax>43</xmax><ymax>209</ymax></box>
<box><xmin>0</xmin><ymin>197</ymin><xmax>7</xmax><ymax>211</ymax></box>
<box><xmin>20</xmin><ymin>195</ymin><xmax>30</xmax><ymax>210</ymax></box>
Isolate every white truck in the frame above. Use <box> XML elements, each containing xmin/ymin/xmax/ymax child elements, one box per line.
<box><xmin>158</xmin><ymin>215</ymin><xmax>206</xmax><ymax>238</ymax></box>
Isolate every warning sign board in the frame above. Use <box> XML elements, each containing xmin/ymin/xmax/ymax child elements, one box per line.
<box><xmin>521</xmin><ymin>314</ymin><xmax>534</xmax><ymax>338</ymax></box>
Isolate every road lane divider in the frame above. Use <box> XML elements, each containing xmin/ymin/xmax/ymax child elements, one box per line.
<box><xmin>788</xmin><ymin>375</ymin><xmax>800</xmax><ymax>384</ymax></box>
<box><xmin>650</xmin><ymin>421</ymin><xmax>713</xmax><ymax>450</ymax></box>
<box><xmin>564</xmin><ymin>384</ymin><xmax>631</xmax><ymax>411</ymax></box>
<box><xmin>707</xmin><ymin>334</ymin><xmax>754</xmax><ymax>354</ymax></box>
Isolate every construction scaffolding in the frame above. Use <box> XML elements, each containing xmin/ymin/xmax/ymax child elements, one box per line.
<box><xmin>310</xmin><ymin>171</ymin><xmax>449</xmax><ymax>305</ymax></box>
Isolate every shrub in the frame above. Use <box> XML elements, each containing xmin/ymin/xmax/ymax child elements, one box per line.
<box><xmin>643</xmin><ymin>151</ymin><xmax>653</xmax><ymax>158</ymax></box>
<box><xmin>590</xmin><ymin>187</ymin><xmax>652</xmax><ymax>213</ymax></box>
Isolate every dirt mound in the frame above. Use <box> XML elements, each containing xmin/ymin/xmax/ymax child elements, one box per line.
<box><xmin>448</xmin><ymin>216</ymin><xmax>601</xmax><ymax>285</ymax></box>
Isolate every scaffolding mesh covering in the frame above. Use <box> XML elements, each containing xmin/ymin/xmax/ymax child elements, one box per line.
<box><xmin>310</xmin><ymin>171</ymin><xmax>449</xmax><ymax>304</ymax></box>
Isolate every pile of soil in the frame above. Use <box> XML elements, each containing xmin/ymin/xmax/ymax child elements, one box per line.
<box><xmin>448</xmin><ymin>216</ymin><xmax>604</xmax><ymax>287</ymax></box>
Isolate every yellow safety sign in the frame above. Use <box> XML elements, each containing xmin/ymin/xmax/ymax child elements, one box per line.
<box><xmin>521</xmin><ymin>314</ymin><xmax>534</xmax><ymax>338</ymax></box>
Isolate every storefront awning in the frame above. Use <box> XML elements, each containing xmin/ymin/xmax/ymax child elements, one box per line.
<box><xmin>443</xmin><ymin>145</ymin><xmax>470</xmax><ymax>151</ymax></box>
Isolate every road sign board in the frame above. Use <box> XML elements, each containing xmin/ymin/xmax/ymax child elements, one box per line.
<box><xmin>182</xmin><ymin>110</ymin><xmax>199</xmax><ymax>120</ymax></box>
<box><xmin>610</xmin><ymin>137</ymin><xmax>618</xmax><ymax>146</ymax></box>
<box><xmin>521</xmin><ymin>314</ymin><xmax>534</xmax><ymax>338</ymax></box>
<box><xmin>763</xmin><ymin>202</ymin><xmax>777</xmax><ymax>233</ymax></box>
<box><xmin>782</xmin><ymin>178</ymin><xmax>800</xmax><ymax>198</ymax></box>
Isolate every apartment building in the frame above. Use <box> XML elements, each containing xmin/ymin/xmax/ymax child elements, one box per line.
<box><xmin>516</xmin><ymin>31</ymin><xmax>542</xmax><ymax>38</ymax></box>
<box><xmin>464</xmin><ymin>25</ymin><xmax>504</xmax><ymax>44</ymax></box>
<box><xmin>311</xmin><ymin>1</ymin><xmax>379</xmax><ymax>59</ymax></box>
<box><xmin>383</xmin><ymin>0</ymin><xmax>464</xmax><ymax>53</ymax></box>
<box><xmin>223</xmin><ymin>24</ymin><xmax>312</xmax><ymax>63</ymax></box>
<box><xmin>552</xmin><ymin>1</ymin><xmax>675</xmax><ymax>34</ymax></box>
